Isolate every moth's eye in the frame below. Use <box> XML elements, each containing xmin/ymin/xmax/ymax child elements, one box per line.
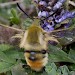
<box><xmin>41</xmin><ymin>50</ymin><xmax>47</xmax><ymax>54</ymax></box>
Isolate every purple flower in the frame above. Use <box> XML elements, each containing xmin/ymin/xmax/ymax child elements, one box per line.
<box><xmin>53</xmin><ymin>0</ymin><xmax>66</xmax><ymax>11</ymax></box>
<box><xmin>39</xmin><ymin>1</ymin><xmax>47</xmax><ymax>6</ymax></box>
<box><xmin>42</xmin><ymin>22</ymin><xmax>54</xmax><ymax>32</ymax></box>
<box><xmin>59</xmin><ymin>0</ymin><xmax>66</xmax><ymax>3</ymax></box>
<box><xmin>38</xmin><ymin>11</ymin><xmax>49</xmax><ymax>18</ymax></box>
<box><xmin>49</xmin><ymin>21</ymin><xmax>55</xmax><ymax>26</ymax></box>
<box><xmin>64</xmin><ymin>23</ymin><xmax>70</xmax><ymax>28</ymax></box>
<box><xmin>66</xmin><ymin>11</ymin><xmax>75</xmax><ymax>18</ymax></box>
<box><xmin>55</xmin><ymin>11</ymin><xmax>75</xmax><ymax>23</ymax></box>
<box><xmin>64</xmin><ymin>20</ymin><xmax>71</xmax><ymax>28</ymax></box>
<box><xmin>48</xmin><ymin>17</ymin><xmax>53</xmax><ymax>21</ymax></box>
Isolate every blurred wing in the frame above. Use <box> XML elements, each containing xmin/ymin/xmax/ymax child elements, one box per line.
<box><xmin>0</xmin><ymin>24</ymin><xmax>23</xmax><ymax>45</ymax></box>
<box><xmin>50</xmin><ymin>28</ymin><xmax>75</xmax><ymax>46</ymax></box>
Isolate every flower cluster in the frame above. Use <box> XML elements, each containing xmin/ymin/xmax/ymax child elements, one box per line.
<box><xmin>34</xmin><ymin>0</ymin><xmax>75</xmax><ymax>32</ymax></box>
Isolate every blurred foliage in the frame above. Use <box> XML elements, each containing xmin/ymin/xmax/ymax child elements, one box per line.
<box><xmin>1</xmin><ymin>44</ymin><xmax>75</xmax><ymax>75</ymax></box>
<box><xmin>22</xmin><ymin>18</ymin><xmax>33</xmax><ymax>29</ymax></box>
<box><xmin>45</xmin><ymin>63</ymin><xmax>75</xmax><ymax>75</ymax></box>
<box><xmin>0</xmin><ymin>0</ymin><xmax>33</xmax><ymax>24</ymax></box>
<box><xmin>9</xmin><ymin>8</ymin><xmax>21</xmax><ymax>25</ymax></box>
<box><xmin>0</xmin><ymin>0</ymin><xmax>75</xmax><ymax>75</ymax></box>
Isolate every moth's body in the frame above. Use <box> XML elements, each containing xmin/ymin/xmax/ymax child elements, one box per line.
<box><xmin>19</xmin><ymin>21</ymin><xmax>58</xmax><ymax>71</ymax></box>
<box><xmin>20</xmin><ymin>25</ymin><xmax>48</xmax><ymax>71</ymax></box>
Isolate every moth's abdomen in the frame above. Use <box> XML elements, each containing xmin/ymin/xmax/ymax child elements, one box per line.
<box><xmin>24</xmin><ymin>53</ymin><xmax>48</xmax><ymax>71</ymax></box>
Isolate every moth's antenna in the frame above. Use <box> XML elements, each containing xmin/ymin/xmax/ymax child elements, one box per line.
<box><xmin>13</xmin><ymin>0</ymin><xmax>33</xmax><ymax>20</ymax></box>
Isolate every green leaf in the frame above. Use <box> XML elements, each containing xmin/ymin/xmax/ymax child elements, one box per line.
<box><xmin>0</xmin><ymin>44</ymin><xmax>24</xmax><ymax>63</ymax></box>
<box><xmin>11</xmin><ymin>64</ymin><xmax>27</xmax><ymax>75</ymax></box>
<box><xmin>0</xmin><ymin>62</ymin><xmax>18</xmax><ymax>73</ymax></box>
<box><xmin>58</xmin><ymin>65</ymin><xmax>70</xmax><ymax>75</ymax></box>
<box><xmin>57</xmin><ymin>69</ymin><xmax>62</xmax><ymax>75</ymax></box>
<box><xmin>0</xmin><ymin>51</ymin><xmax>16</xmax><ymax>63</ymax></box>
<box><xmin>70</xmin><ymin>71</ymin><xmax>75</xmax><ymax>75</ymax></box>
<box><xmin>68</xmin><ymin>49</ymin><xmax>75</xmax><ymax>71</ymax></box>
<box><xmin>22</xmin><ymin>18</ymin><xmax>33</xmax><ymax>29</ymax></box>
<box><xmin>0</xmin><ymin>44</ymin><xmax>25</xmax><ymax>73</ymax></box>
<box><xmin>4</xmin><ymin>49</ymin><xmax>25</xmax><ymax>60</ymax></box>
<box><xmin>71</xmin><ymin>18</ymin><xmax>75</xmax><ymax>26</ymax></box>
<box><xmin>9</xmin><ymin>8</ymin><xmax>21</xmax><ymax>25</ymax></box>
<box><xmin>45</xmin><ymin>63</ymin><xmax>57</xmax><ymax>75</ymax></box>
<box><xmin>68</xmin><ymin>49</ymin><xmax>75</xmax><ymax>60</ymax></box>
<box><xmin>24</xmin><ymin>0</ymin><xmax>32</xmax><ymax>7</ymax></box>
<box><xmin>45</xmin><ymin>63</ymin><xmax>75</xmax><ymax>75</ymax></box>
<box><xmin>48</xmin><ymin>45</ymin><xmax>75</xmax><ymax>63</ymax></box>
<box><xmin>68</xmin><ymin>64</ymin><xmax>75</xmax><ymax>71</ymax></box>
<box><xmin>11</xmin><ymin>9</ymin><xmax>18</xmax><ymax>18</ymax></box>
<box><xmin>0</xmin><ymin>44</ymin><xmax>13</xmax><ymax>51</ymax></box>
<box><xmin>6</xmin><ymin>71</ymin><xmax>12</xmax><ymax>75</ymax></box>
